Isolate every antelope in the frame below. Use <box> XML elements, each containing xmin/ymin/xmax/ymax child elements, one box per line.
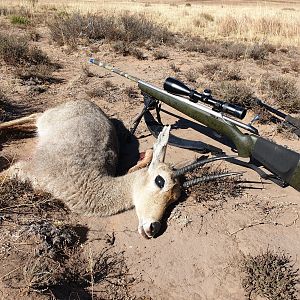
<box><xmin>0</xmin><ymin>100</ymin><xmax>235</xmax><ymax>238</ymax></box>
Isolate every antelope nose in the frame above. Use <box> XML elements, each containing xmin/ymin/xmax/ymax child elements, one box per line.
<box><xmin>149</xmin><ymin>221</ymin><xmax>161</xmax><ymax>236</ymax></box>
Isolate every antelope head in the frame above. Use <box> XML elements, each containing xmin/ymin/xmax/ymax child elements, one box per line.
<box><xmin>132</xmin><ymin>126</ymin><xmax>240</xmax><ymax>239</ymax></box>
<box><xmin>132</xmin><ymin>126</ymin><xmax>180</xmax><ymax>239</ymax></box>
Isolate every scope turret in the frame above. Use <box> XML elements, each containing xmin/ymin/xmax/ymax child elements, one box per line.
<box><xmin>164</xmin><ymin>77</ymin><xmax>247</xmax><ymax>120</ymax></box>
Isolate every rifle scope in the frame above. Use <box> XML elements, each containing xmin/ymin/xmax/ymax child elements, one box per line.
<box><xmin>164</xmin><ymin>77</ymin><xmax>247</xmax><ymax>120</ymax></box>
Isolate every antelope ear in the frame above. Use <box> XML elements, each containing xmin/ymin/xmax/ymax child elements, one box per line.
<box><xmin>148</xmin><ymin>125</ymin><xmax>170</xmax><ymax>172</ymax></box>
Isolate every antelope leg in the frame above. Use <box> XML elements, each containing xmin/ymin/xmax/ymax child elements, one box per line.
<box><xmin>0</xmin><ymin>113</ymin><xmax>40</xmax><ymax>131</ymax></box>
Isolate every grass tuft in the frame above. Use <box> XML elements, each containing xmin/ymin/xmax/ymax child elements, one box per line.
<box><xmin>10</xmin><ymin>15</ymin><xmax>30</xmax><ymax>25</ymax></box>
<box><xmin>0</xmin><ymin>34</ymin><xmax>50</xmax><ymax>66</ymax></box>
<box><xmin>261</xmin><ymin>75</ymin><xmax>300</xmax><ymax>113</ymax></box>
<box><xmin>213</xmin><ymin>81</ymin><xmax>254</xmax><ymax>108</ymax></box>
<box><xmin>202</xmin><ymin>62</ymin><xmax>241</xmax><ymax>81</ymax></box>
<box><xmin>153</xmin><ymin>49</ymin><xmax>169</xmax><ymax>60</ymax></box>
<box><xmin>241</xmin><ymin>250</ymin><xmax>300</xmax><ymax>300</ymax></box>
<box><xmin>184</xmin><ymin>163</ymin><xmax>243</xmax><ymax>210</ymax></box>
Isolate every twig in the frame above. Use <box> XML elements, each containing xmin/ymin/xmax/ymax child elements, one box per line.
<box><xmin>0</xmin><ymin>265</ymin><xmax>22</xmax><ymax>280</ymax></box>
<box><xmin>229</xmin><ymin>213</ymin><xmax>299</xmax><ymax>236</ymax></box>
<box><xmin>0</xmin><ymin>198</ymin><xmax>52</xmax><ymax>212</ymax></box>
<box><xmin>88</xmin><ymin>247</ymin><xmax>94</xmax><ymax>300</ymax></box>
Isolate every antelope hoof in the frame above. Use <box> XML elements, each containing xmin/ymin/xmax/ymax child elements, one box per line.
<box><xmin>138</xmin><ymin>221</ymin><xmax>161</xmax><ymax>239</ymax></box>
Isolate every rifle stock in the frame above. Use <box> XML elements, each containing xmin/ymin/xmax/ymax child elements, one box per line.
<box><xmin>90</xmin><ymin>59</ymin><xmax>300</xmax><ymax>192</ymax></box>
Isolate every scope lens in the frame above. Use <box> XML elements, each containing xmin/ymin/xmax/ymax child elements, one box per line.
<box><xmin>222</xmin><ymin>103</ymin><xmax>247</xmax><ymax>119</ymax></box>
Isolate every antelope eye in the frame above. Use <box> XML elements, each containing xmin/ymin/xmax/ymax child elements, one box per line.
<box><xmin>155</xmin><ymin>175</ymin><xmax>165</xmax><ymax>189</ymax></box>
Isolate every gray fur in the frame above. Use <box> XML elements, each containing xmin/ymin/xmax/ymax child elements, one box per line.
<box><xmin>8</xmin><ymin>100</ymin><xmax>180</xmax><ymax>236</ymax></box>
<box><xmin>10</xmin><ymin>100</ymin><xmax>138</xmax><ymax>215</ymax></box>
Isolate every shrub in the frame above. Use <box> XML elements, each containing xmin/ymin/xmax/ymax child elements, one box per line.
<box><xmin>112</xmin><ymin>41</ymin><xmax>146</xmax><ymax>59</ymax></box>
<box><xmin>130</xmin><ymin>47</ymin><xmax>146</xmax><ymax>60</ymax></box>
<box><xmin>124</xmin><ymin>86</ymin><xmax>139</xmax><ymax>99</ymax></box>
<box><xmin>10</xmin><ymin>15</ymin><xmax>30</xmax><ymax>25</ymax></box>
<box><xmin>185</xmin><ymin>68</ymin><xmax>200</xmax><ymax>82</ymax></box>
<box><xmin>241</xmin><ymin>250</ymin><xmax>300</xmax><ymax>300</ymax></box>
<box><xmin>153</xmin><ymin>49</ymin><xmax>169</xmax><ymax>60</ymax></box>
<box><xmin>0</xmin><ymin>34</ymin><xmax>28</xmax><ymax>65</ymax></box>
<box><xmin>213</xmin><ymin>81</ymin><xmax>254</xmax><ymax>108</ymax></box>
<box><xmin>246</xmin><ymin>43</ymin><xmax>269</xmax><ymax>60</ymax></box>
<box><xmin>183</xmin><ymin>37</ymin><xmax>212</xmax><ymax>53</ymax></box>
<box><xmin>290</xmin><ymin>61</ymin><xmax>299</xmax><ymax>73</ymax></box>
<box><xmin>170</xmin><ymin>62</ymin><xmax>181</xmax><ymax>73</ymax></box>
<box><xmin>202</xmin><ymin>62</ymin><xmax>241</xmax><ymax>81</ymax></box>
<box><xmin>200</xmin><ymin>12</ymin><xmax>214</xmax><ymax>22</ymax></box>
<box><xmin>261</xmin><ymin>75</ymin><xmax>300</xmax><ymax>112</ymax></box>
<box><xmin>48</xmin><ymin>12</ymin><xmax>173</xmax><ymax>48</ymax></box>
<box><xmin>220</xmin><ymin>42</ymin><xmax>247</xmax><ymax>60</ymax></box>
<box><xmin>0</xmin><ymin>34</ymin><xmax>50</xmax><ymax>66</ymax></box>
<box><xmin>112</xmin><ymin>41</ymin><xmax>131</xmax><ymax>56</ymax></box>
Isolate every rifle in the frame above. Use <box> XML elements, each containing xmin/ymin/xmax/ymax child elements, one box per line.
<box><xmin>255</xmin><ymin>99</ymin><xmax>300</xmax><ymax>137</ymax></box>
<box><xmin>89</xmin><ymin>59</ymin><xmax>300</xmax><ymax>192</ymax></box>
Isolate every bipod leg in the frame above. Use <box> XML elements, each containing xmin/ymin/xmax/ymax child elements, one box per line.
<box><xmin>129</xmin><ymin>106</ymin><xmax>149</xmax><ymax>136</ymax></box>
<box><xmin>129</xmin><ymin>94</ymin><xmax>157</xmax><ymax>136</ymax></box>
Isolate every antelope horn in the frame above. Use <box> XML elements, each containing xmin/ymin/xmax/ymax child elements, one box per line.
<box><xmin>173</xmin><ymin>155</ymin><xmax>237</xmax><ymax>177</ymax></box>
<box><xmin>182</xmin><ymin>172</ymin><xmax>243</xmax><ymax>188</ymax></box>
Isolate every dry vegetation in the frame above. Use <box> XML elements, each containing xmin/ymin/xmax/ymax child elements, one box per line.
<box><xmin>0</xmin><ymin>0</ymin><xmax>300</xmax><ymax>299</ymax></box>
<box><xmin>183</xmin><ymin>162</ymin><xmax>244</xmax><ymax>210</ymax></box>
<box><xmin>3</xmin><ymin>0</ymin><xmax>299</xmax><ymax>46</ymax></box>
<box><xmin>241</xmin><ymin>250</ymin><xmax>300</xmax><ymax>300</ymax></box>
<box><xmin>0</xmin><ymin>179</ymin><xmax>132</xmax><ymax>299</ymax></box>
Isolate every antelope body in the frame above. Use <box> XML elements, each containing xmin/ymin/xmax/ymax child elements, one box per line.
<box><xmin>6</xmin><ymin>100</ymin><xmax>181</xmax><ymax>238</ymax></box>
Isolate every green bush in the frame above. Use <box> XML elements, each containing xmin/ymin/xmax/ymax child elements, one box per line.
<box><xmin>10</xmin><ymin>15</ymin><xmax>30</xmax><ymax>25</ymax></box>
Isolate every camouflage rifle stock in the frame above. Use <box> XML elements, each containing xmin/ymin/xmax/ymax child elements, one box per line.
<box><xmin>89</xmin><ymin>59</ymin><xmax>300</xmax><ymax>192</ymax></box>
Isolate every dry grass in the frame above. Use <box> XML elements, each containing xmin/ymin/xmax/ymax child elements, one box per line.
<box><xmin>48</xmin><ymin>11</ymin><xmax>173</xmax><ymax>49</ymax></box>
<box><xmin>260</xmin><ymin>75</ymin><xmax>300</xmax><ymax>113</ymax></box>
<box><xmin>213</xmin><ymin>81</ymin><xmax>254</xmax><ymax>108</ymax></box>
<box><xmin>183</xmin><ymin>162</ymin><xmax>243</xmax><ymax>210</ymax></box>
<box><xmin>183</xmin><ymin>38</ymin><xmax>272</xmax><ymax>61</ymax></box>
<box><xmin>201</xmin><ymin>62</ymin><xmax>242</xmax><ymax>81</ymax></box>
<box><xmin>241</xmin><ymin>249</ymin><xmax>300</xmax><ymax>300</ymax></box>
<box><xmin>0</xmin><ymin>0</ymin><xmax>300</xmax><ymax>47</ymax></box>
<box><xmin>0</xmin><ymin>33</ymin><xmax>60</xmax><ymax>84</ymax></box>
<box><xmin>0</xmin><ymin>178</ymin><xmax>132</xmax><ymax>299</ymax></box>
<box><xmin>112</xmin><ymin>41</ymin><xmax>147</xmax><ymax>60</ymax></box>
<box><xmin>1</xmin><ymin>1</ymin><xmax>299</xmax><ymax>47</ymax></box>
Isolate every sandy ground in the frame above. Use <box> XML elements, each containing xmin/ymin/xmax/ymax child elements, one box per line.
<box><xmin>0</xmin><ymin>14</ymin><xmax>300</xmax><ymax>300</ymax></box>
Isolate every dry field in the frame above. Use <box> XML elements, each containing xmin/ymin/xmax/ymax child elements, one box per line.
<box><xmin>1</xmin><ymin>0</ymin><xmax>300</xmax><ymax>46</ymax></box>
<box><xmin>0</xmin><ymin>0</ymin><xmax>300</xmax><ymax>299</ymax></box>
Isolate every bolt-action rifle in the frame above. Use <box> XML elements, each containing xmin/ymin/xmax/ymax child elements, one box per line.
<box><xmin>89</xmin><ymin>59</ymin><xmax>300</xmax><ymax>192</ymax></box>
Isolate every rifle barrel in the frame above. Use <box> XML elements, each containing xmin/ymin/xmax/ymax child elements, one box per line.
<box><xmin>90</xmin><ymin>59</ymin><xmax>140</xmax><ymax>83</ymax></box>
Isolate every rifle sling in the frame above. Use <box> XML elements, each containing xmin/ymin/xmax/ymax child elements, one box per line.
<box><xmin>226</xmin><ymin>157</ymin><xmax>287</xmax><ymax>187</ymax></box>
<box><xmin>143</xmin><ymin>109</ymin><xmax>223</xmax><ymax>155</ymax></box>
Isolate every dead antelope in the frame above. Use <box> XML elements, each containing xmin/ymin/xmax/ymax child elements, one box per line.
<box><xmin>0</xmin><ymin>100</ymin><xmax>235</xmax><ymax>238</ymax></box>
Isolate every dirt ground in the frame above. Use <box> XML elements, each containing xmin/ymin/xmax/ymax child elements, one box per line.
<box><xmin>0</xmin><ymin>9</ymin><xmax>300</xmax><ymax>300</ymax></box>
